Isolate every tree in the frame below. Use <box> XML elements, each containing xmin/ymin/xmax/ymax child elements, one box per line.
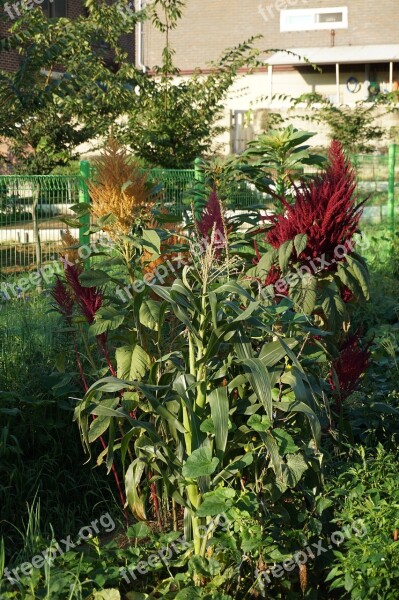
<box><xmin>0</xmin><ymin>0</ymin><xmax>143</xmax><ymax>172</ymax></box>
<box><xmin>0</xmin><ymin>0</ymin><xmax>263</xmax><ymax>172</ymax></box>
<box><xmin>292</xmin><ymin>92</ymin><xmax>399</xmax><ymax>155</ymax></box>
<box><xmin>118</xmin><ymin>0</ymin><xmax>262</xmax><ymax>168</ymax></box>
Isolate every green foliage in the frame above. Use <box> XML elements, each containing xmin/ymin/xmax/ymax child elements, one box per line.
<box><xmin>0</xmin><ymin>0</ymin><xmax>262</xmax><ymax>172</ymax></box>
<box><xmin>120</xmin><ymin>37</ymin><xmax>262</xmax><ymax>168</ymax></box>
<box><xmin>326</xmin><ymin>446</ymin><xmax>399</xmax><ymax>599</ymax></box>
<box><xmin>293</xmin><ymin>93</ymin><xmax>399</xmax><ymax>155</ymax></box>
<box><xmin>4</xmin><ymin>130</ymin><xmax>397</xmax><ymax>598</ymax></box>
<box><xmin>236</xmin><ymin>126</ymin><xmax>325</xmax><ymax>200</ymax></box>
<box><xmin>0</xmin><ymin>1</ymin><xmax>142</xmax><ymax>172</ymax></box>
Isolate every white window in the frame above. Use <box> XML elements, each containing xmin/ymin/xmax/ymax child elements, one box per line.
<box><xmin>280</xmin><ymin>7</ymin><xmax>348</xmax><ymax>32</ymax></box>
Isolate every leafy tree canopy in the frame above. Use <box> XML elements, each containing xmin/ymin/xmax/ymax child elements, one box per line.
<box><xmin>0</xmin><ymin>0</ymin><xmax>263</xmax><ymax>172</ymax></box>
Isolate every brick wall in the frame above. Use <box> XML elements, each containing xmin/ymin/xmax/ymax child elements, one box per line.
<box><xmin>143</xmin><ymin>0</ymin><xmax>399</xmax><ymax>71</ymax></box>
<box><xmin>0</xmin><ymin>18</ymin><xmax>21</xmax><ymax>71</ymax></box>
<box><xmin>0</xmin><ymin>0</ymin><xmax>134</xmax><ymax>72</ymax></box>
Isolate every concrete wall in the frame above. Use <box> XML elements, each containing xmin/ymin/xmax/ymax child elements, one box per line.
<box><xmin>206</xmin><ymin>67</ymin><xmax>399</xmax><ymax>154</ymax></box>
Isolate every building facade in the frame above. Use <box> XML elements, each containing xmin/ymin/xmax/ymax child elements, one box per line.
<box><xmin>140</xmin><ymin>0</ymin><xmax>399</xmax><ymax>151</ymax></box>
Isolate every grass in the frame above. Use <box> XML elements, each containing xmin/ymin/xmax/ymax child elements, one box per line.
<box><xmin>0</xmin><ymin>292</ymin><xmax>125</xmax><ymax>572</ymax></box>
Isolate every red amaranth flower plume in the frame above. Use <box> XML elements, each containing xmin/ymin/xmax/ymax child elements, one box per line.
<box><xmin>64</xmin><ymin>262</ymin><xmax>103</xmax><ymax>325</ymax></box>
<box><xmin>195</xmin><ymin>187</ymin><xmax>227</xmax><ymax>252</ymax></box>
<box><xmin>267</xmin><ymin>141</ymin><xmax>364</xmax><ymax>269</ymax></box>
<box><xmin>340</xmin><ymin>286</ymin><xmax>354</xmax><ymax>303</ymax></box>
<box><xmin>330</xmin><ymin>334</ymin><xmax>371</xmax><ymax>403</ymax></box>
<box><xmin>51</xmin><ymin>276</ymin><xmax>75</xmax><ymax>323</ymax></box>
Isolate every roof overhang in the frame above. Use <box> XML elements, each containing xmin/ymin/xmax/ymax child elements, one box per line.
<box><xmin>266</xmin><ymin>45</ymin><xmax>399</xmax><ymax>66</ymax></box>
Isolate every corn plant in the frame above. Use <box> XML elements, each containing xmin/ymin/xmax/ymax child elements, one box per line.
<box><xmin>74</xmin><ymin>215</ymin><xmax>324</xmax><ymax>559</ymax></box>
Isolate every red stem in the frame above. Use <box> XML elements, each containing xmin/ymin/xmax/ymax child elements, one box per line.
<box><xmin>98</xmin><ymin>333</ymin><xmax>117</xmax><ymax>377</ymax></box>
<box><xmin>148</xmin><ymin>470</ymin><xmax>161</xmax><ymax>527</ymax></box>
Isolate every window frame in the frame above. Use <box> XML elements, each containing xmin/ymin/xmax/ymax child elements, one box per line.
<box><xmin>280</xmin><ymin>7</ymin><xmax>348</xmax><ymax>32</ymax></box>
<box><xmin>41</xmin><ymin>0</ymin><xmax>68</xmax><ymax>19</ymax></box>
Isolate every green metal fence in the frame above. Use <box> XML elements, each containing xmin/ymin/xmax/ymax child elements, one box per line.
<box><xmin>0</xmin><ymin>174</ymin><xmax>83</xmax><ymax>276</ymax></box>
<box><xmin>0</xmin><ymin>151</ymin><xmax>397</xmax><ymax>377</ymax></box>
<box><xmin>0</xmin><ymin>154</ymin><xmax>397</xmax><ymax>281</ymax></box>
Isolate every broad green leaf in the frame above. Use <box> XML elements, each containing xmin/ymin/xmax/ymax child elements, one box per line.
<box><xmin>127</xmin><ymin>522</ymin><xmax>152</xmax><ymax>539</ymax></box>
<box><xmin>248</xmin><ymin>414</ymin><xmax>272</xmax><ymax>432</ymax></box>
<box><xmin>346</xmin><ymin>254</ymin><xmax>370</xmax><ymax>300</ymax></box>
<box><xmin>196</xmin><ymin>488</ymin><xmax>235</xmax><ymax>517</ymax></box>
<box><xmin>89</xmin><ymin>406</ymin><xmax>126</xmax><ymax>418</ymax></box>
<box><xmin>139</xmin><ymin>299</ymin><xmax>160</xmax><ymax>331</ymax></box>
<box><xmin>90</xmin><ymin>306</ymin><xmax>125</xmax><ymax>336</ymax></box>
<box><xmin>170</xmin><ymin>279</ymin><xmax>198</xmax><ymax>310</ymax></box>
<box><xmin>149</xmin><ymin>284</ymin><xmax>172</xmax><ymax>302</ymax></box>
<box><xmin>216</xmin><ymin>281</ymin><xmax>253</xmax><ymax>301</ymax></box>
<box><xmin>208</xmin><ymin>387</ymin><xmax>229</xmax><ymax>460</ymax></box>
<box><xmin>79</xmin><ymin>269</ymin><xmax>112</xmax><ymax>287</ymax></box>
<box><xmin>272</xmin><ymin>428</ymin><xmax>299</xmax><ymax>455</ymax></box>
<box><xmin>200</xmin><ymin>418</ymin><xmax>215</xmax><ymax>434</ymax></box>
<box><xmin>282</xmin><ymin>453</ymin><xmax>308</xmax><ymax>487</ymax></box>
<box><xmin>294</xmin><ymin>233</ymin><xmax>308</xmax><ymax>256</ymax></box>
<box><xmin>239</xmin><ymin>357</ymin><xmax>273</xmax><ymax>421</ymax></box>
<box><xmin>249</xmin><ymin>249</ymin><xmax>276</xmax><ymax>278</ymax></box>
<box><xmin>344</xmin><ymin>571</ymin><xmax>354</xmax><ymax>592</ymax></box>
<box><xmin>97</xmin><ymin>213</ymin><xmax>118</xmax><ymax>228</ymax></box>
<box><xmin>281</xmin><ymin>367</ymin><xmax>308</xmax><ymax>404</ymax></box>
<box><xmin>208</xmin><ymin>290</ymin><xmax>218</xmax><ymax>330</ymax></box>
<box><xmin>336</xmin><ymin>263</ymin><xmax>363</xmax><ymax>300</ymax></box>
<box><xmin>264</xmin><ymin>432</ymin><xmax>283</xmax><ymax>480</ymax></box>
<box><xmin>88</xmin><ymin>415</ymin><xmax>111</xmax><ymax>443</ymax></box>
<box><xmin>92</xmin><ymin>590</ymin><xmax>121</xmax><ymax>600</ymax></box>
<box><xmin>321</xmin><ymin>283</ymin><xmax>347</xmax><ymax>331</ymax></box>
<box><xmin>172</xmin><ymin>303</ymin><xmax>199</xmax><ymax>337</ymax></box>
<box><xmin>87</xmin><ymin>376</ymin><xmax>126</xmax><ymax>393</ymax></box>
<box><xmin>182</xmin><ymin>448</ymin><xmax>219</xmax><ymax>479</ymax></box>
<box><xmin>273</xmin><ymin>400</ymin><xmax>321</xmax><ymax>447</ymax></box>
<box><xmin>106</xmin><ymin>417</ymin><xmax>117</xmax><ymax>474</ymax></box>
<box><xmin>278</xmin><ymin>240</ymin><xmax>294</xmax><ymax>272</ymax></box>
<box><xmin>174</xmin><ymin>374</ymin><xmax>205</xmax><ymax>450</ymax></box>
<box><xmin>141</xmin><ymin>228</ymin><xmax>161</xmax><ymax>257</ymax></box>
<box><xmin>300</xmin><ymin>274</ymin><xmax>317</xmax><ymax>315</ymax></box>
<box><xmin>138</xmin><ymin>382</ymin><xmax>187</xmax><ymax>435</ymax></box>
<box><xmin>125</xmin><ymin>460</ymin><xmax>147</xmax><ymax>521</ymax></box>
<box><xmin>259</xmin><ymin>338</ymin><xmax>298</xmax><ymax>367</ymax></box>
<box><xmin>213</xmin><ymin>453</ymin><xmax>253</xmax><ymax>484</ymax></box>
<box><xmin>116</xmin><ymin>344</ymin><xmax>150</xmax><ymax>381</ymax></box>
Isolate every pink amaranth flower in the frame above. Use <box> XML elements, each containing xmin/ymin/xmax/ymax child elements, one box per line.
<box><xmin>195</xmin><ymin>187</ymin><xmax>227</xmax><ymax>252</ymax></box>
<box><xmin>51</xmin><ymin>276</ymin><xmax>75</xmax><ymax>323</ymax></box>
<box><xmin>266</xmin><ymin>141</ymin><xmax>365</xmax><ymax>270</ymax></box>
<box><xmin>329</xmin><ymin>334</ymin><xmax>370</xmax><ymax>403</ymax></box>
<box><xmin>64</xmin><ymin>263</ymin><xmax>103</xmax><ymax>325</ymax></box>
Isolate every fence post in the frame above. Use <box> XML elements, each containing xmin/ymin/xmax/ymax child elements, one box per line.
<box><xmin>79</xmin><ymin>160</ymin><xmax>91</xmax><ymax>254</ymax></box>
<box><xmin>388</xmin><ymin>144</ymin><xmax>396</xmax><ymax>234</ymax></box>
<box><xmin>193</xmin><ymin>158</ymin><xmax>205</xmax><ymax>219</ymax></box>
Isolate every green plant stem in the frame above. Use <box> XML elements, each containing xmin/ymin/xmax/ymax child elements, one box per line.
<box><xmin>186</xmin><ymin>482</ymin><xmax>202</xmax><ymax>556</ymax></box>
<box><xmin>77</xmin><ymin>322</ymin><xmax>97</xmax><ymax>371</ymax></box>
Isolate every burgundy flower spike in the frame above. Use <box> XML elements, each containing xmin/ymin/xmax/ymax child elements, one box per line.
<box><xmin>267</xmin><ymin>140</ymin><xmax>365</xmax><ymax>269</ymax></box>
